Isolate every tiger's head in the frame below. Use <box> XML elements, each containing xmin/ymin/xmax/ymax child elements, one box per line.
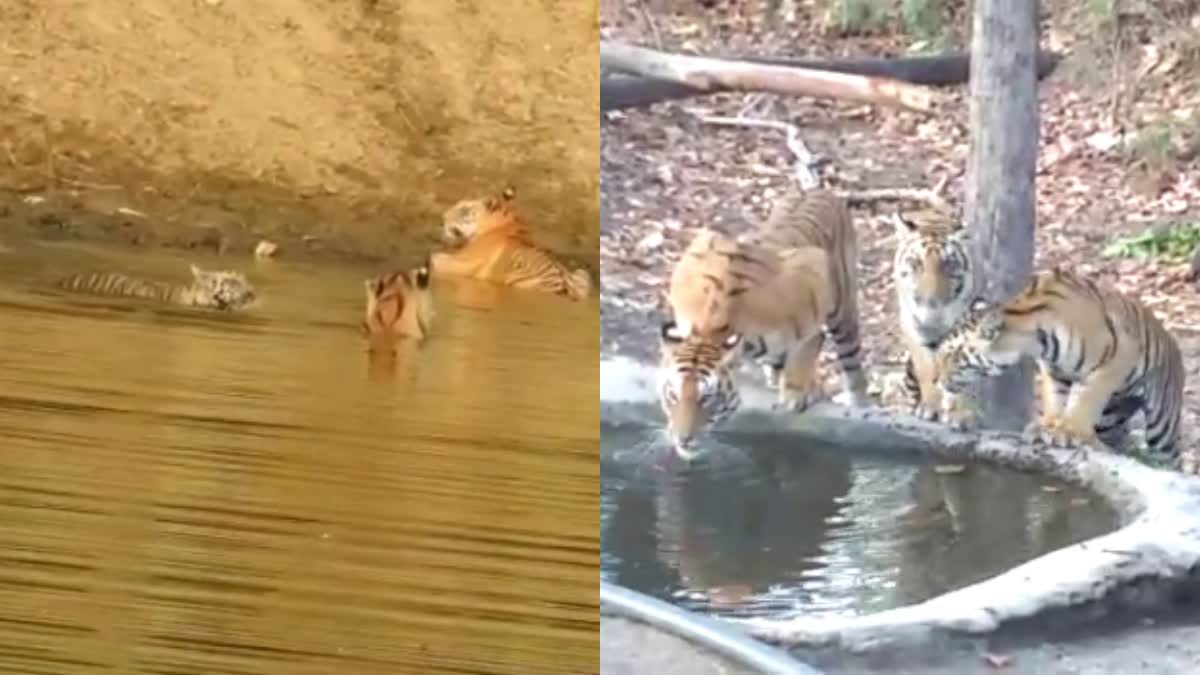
<box><xmin>189</xmin><ymin>265</ymin><xmax>257</xmax><ymax>311</ymax></box>
<box><xmin>891</xmin><ymin>210</ymin><xmax>977</xmax><ymax>344</ymax></box>
<box><xmin>933</xmin><ymin>298</ymin><xmax>1026</xmax><ymax>394</ymax></box>
<box><xmin>362</xmin><ymin>255</ymin><xmax>435</xmax><ymax>346</ymax></box>
<box><xmin>657</xmin><ymin>319</ymin><xmax>743</xmax><ymax>459</ymax></box>
<box><xmin>441</xmin><ymin>185</ymin><xmax>521</xmax><ymax>248</ymax></box>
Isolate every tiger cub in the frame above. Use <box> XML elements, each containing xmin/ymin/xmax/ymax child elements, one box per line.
<box><xmin>890</xmin><ymin>209</ymin><xmax>979</xmax><ymax>427</ymax></box>
<box><xmin>56</xmin><ymin>265</ymin><xmax>257</xmax><ymax>311</ymax></box>
<box><xmin>361</xmin><ymin>257</ymin><xmax>434</xmax><ymax>350</ymax></box>
<box><xmin>933</xmin><ymin>268</ymin><xmax>1184</xmax><ymax>460</ymax></box>
<box><xmin>659</xmin><ymin>188</ymin><xmax>871</xmax><ymax>455</ymax></box>
<box><xmin>432</xmin><ymin>186</ymin><xmax>592</xmax><ymax>301</ymax></box>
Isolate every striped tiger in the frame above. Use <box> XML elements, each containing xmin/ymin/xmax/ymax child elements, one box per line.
<box><xmin>933</xmin><ymin>268</ymin><xmax>1184</xmax><ymax>460</ymax></box>
<box><xmin>431</xmin><ymin>185</ymin><xmax>592</xmax><ymax>301</ymax></box>
<box><xmin>361</xmin><ymin>256</ymin><xmax>435</xmax><ymax>349</ymax></box>
<box><xmin>890</xmin><ymin>208</ymin><xmax>979</xmax><ymax>427</ymax></box>
<box><xmin>56</xmin><ymin>265</ymin><xmax>257</xmax><ymax>311</ymax></box>
<box><xmin>659</xmin><ymin>188</ymin><xmax>872</xmax><ymax>456</ymax></box>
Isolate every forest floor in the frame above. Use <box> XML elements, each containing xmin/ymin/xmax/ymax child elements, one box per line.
<box><xmin>600</xmin><ymin>0</ymin><xmax>1200</xmax><ymax>465</ymax></box>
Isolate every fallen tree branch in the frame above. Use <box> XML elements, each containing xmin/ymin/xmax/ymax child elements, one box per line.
<box><xmin>601</xmin><ymin>50</ymin><xmax>1063</xmax><ymax>112</ymax></box>
<box><xmin>697</xmin><ymin>115</ymin><xmax>821</xmax><ymax>188</ymax></box>
<box><xmin>601</xmin><ymin>41</ymin><xmax>941</xmax><ymax>114</ymax></box>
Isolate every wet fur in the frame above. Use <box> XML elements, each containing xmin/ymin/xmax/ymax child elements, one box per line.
<box><xmin>890</xmin><ymin>209</ymin><xmax>978</xmax><ymax>427</ymax></box>
<box><xmin>56</xmin><ymin>265</ymin><xmax>256</xmax><ymax>311</ymax></box>
<box><xmin>362</xmin><ymin>258</ymin><xmax>434</xmax><ymax>349</ymax></box>
<box><xmin>660</xmin><ymin>188</ymin><xmax>872</xmax><ymax>451</ymax></box>
<box><xmin>934</xmin><ymin>268</ymin><xmax>1184</xmax><ymax>460</ymax></box>
<box><xmin>431</xmin><ymin>186</ymin><xmax>591</xmax><ymax>301</ymax></box>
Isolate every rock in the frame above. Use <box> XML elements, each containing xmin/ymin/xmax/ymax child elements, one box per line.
<box><xmin>255</xmin><ymin>239</ymin><xmax>280</xmax><ymax>259</ymax></box>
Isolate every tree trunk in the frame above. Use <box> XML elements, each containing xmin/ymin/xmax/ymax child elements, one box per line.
<box><xmin>963</xmin><ymin>0</ymin><xmax>1040</xmax><ymax>432</ymax></box>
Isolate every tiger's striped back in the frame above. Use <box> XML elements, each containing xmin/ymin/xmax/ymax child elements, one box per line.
<box><xmin>55</xmin><ymin>265</ymin><xmax>257</xmax><ymax>311</ymax></box>
<box><xmin>501</xmin><ymin>245</ymin><xmax>592</xmax><ymax>301</ymax></box>
<box><xmin>934</xmin><ymin>269</ymin><xmax>1184</xmax><ymax>460</ymax></box>
<box><xmin>750</xmin><ymin>188</ymin><xmax>867</xmax><ymax>393</ymax></box>
<box><xmin>57</xmin><ymin>272</ymin><xmax>177</xmax><ymax>303</ymax></box>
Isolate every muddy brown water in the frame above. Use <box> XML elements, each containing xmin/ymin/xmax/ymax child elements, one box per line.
<box><xmin>0</xmin><ymin>241</ymin><xmax>598</xmax><ymax>675</ymax></box>
<box><xmin>601</xmin><ymin>426</ymin><xmax>1120</xmax><ymax>620</ymax></box>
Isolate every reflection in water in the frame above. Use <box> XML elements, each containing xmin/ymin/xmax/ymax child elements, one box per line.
<box><xmin>600</xmin><ymin>427</ymin><xmax>1119</xmax><ymax>619</ymax></box>
<box><xmin>0</xmin><ymin>241</ymin><xmax>598</xmax><ymax>674</ymax></box>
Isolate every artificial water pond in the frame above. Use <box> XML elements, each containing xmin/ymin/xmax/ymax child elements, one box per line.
<box><xmin>600</xmin><ymin>425</ymin><xmax>1119</xmax><ymax>621</ymax></box>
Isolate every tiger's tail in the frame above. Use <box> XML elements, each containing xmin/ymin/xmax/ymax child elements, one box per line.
<box><xmin>1143</xmin><ymin>334</ymin><xmax>1185</xmax><ymax>459</ymax></box>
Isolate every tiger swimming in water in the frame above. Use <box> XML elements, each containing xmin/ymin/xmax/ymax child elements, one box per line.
<box><xmin>890</xmin><ymin>208</ymin><xmax>979</xmax><ymax>428</ymax></box>
<box><xmin>56</xmin><ymin>265</ymin><xmax>257</xmax><ymax>311</ymax></box>
<box><xmin>932</xmin><ymin>268</ymin><xmax>1184</xmax><ymax>461</ymax></box>
<box><xmin>659</xmin><ymin>188</ymin><xmax>872</xmax><ymax>456</ymax></box>
<box><xmin>361</xmin><ymin>256</ymin><xmax>435</xmax><ymax>349</ymax></box>
<box><xmin>431</xmin><ymin>185</ymin><xmax>592</xmax><ymax>301</ymax></box>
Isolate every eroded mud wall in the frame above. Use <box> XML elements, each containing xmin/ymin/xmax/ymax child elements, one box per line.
<box><xmin>0</xmin><ymin>1</ymin><xmax>599</xmax><ymax>265</ymax></box>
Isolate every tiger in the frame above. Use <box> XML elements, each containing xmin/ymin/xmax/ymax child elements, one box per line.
<box><xmin>431</xmin><ymin>185</ymin><xmax>592</xmax><ymax>301</ymax></box>
<box><xmin>361</xmin><ymin>256</ymin><xmax>434</xmax><ymax>350</ymax></box>
<box><xmin>56</xmin><ymin>265</ymin><xmax>257</xmax><ymax>311</ymax></box>
<box><xmin>659</xmin><ymin>188</ymin><xmax>872</xmax><ymax>455</ymax></box>
<box><xmin>932</xmin><ymin>267</ymin><xmax>1184</xmax><ymax>460</ymax></box>
<box><xmin>890</xmin><ymin>208</ymin><xmax>979</xmax><ymax>427</ymax></box>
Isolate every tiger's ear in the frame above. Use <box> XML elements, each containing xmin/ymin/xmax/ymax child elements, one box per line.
<box><xmin>889</xmin><ymin>210</ymin><xmax>918</xmax><ymax>235</ymax></box>
<box><xmin>968</xmin><ymin>296</ymin><xmax>991</xmax><ymax>313</ymax></box>
<box><xmin>189</xmin><ymin>264</ymin><xmax>207</xmax><ymax>280</ymax></box>
<box><xmin>413</xmin><ymin>263</ymin><xmax>431</xmax><ymax>290</ymax></box>
<box><xmin>661</xmin><ymin>320</ymin><xmax>688</xmax><ymax>344</ymax></box>
<box><xmin>501</xmin><ymin>185</ymin><xmax>516</xmax><ymax>201</ymax></box>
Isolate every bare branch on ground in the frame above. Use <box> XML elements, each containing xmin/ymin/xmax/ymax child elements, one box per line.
<box><xmin>695</xmin><ymin>114</ymin><xmax>822</xmax><ymax>188</ymax></box>
<box><xmin>601</xmin><ymin>41</ymin><xmax>942</xmax><ymax>114</ymax></box>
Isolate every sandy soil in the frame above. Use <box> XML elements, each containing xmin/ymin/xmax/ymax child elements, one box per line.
<box><xmin>0</xmin><ymin>1</ymin><xmax>599</xmax><ymax>269</ymax></box>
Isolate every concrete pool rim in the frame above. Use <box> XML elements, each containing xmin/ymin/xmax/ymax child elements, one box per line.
<box><xmin>600</xmin><ymin>355</ymin><xmax>1200</xmax><ymax>652</ymax></box>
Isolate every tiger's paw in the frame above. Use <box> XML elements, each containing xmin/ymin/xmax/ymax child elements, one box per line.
<box><xmin>943</xmin><ymin>409</ymin><xmax>978</xmax><ymax>432</ymax></box>
<box><xmin>776</xmin><ymin>388</ymin><xmax>825</xmax><ymax>414</ymax></box>
<box><xmin>834</xmin><ymin>390</ymin><xmax>875</xmax><ymax>409</ymax></box>
<box><xmin>942</xmin><ymin>396</ymin><xmax>979</xmax><ymax>431</ymax></box>
<box><xmin>910</xmin><ymin>402</ymin><xmax>940</xmax><ymax>422</ymax></box>
<box><xmin>1036</xmin><ymin>420</ymin><xmax>1096</xmax><ymax>450</ymax></box>
<box><xmin>761</xmin><ymin>365</ymin><xmax>783</xmax><ymax>389</ymax></box>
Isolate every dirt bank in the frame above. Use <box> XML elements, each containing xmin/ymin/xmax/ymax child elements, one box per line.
<box><xmin>0</xmin><ymin>1</ymin><xmax>599</xmax><ymax>269</ymax></box>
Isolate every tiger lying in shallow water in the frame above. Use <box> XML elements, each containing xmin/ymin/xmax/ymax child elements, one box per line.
<box><xmin>56</xmin><ymin>265</ymin><xmax>257</xmax><ymax>311</ymax></box>
<box><xmin>431</xmin><ymin>186</ymin><xmax>592</xmax><ymax>302</ymax></box>
<box><xmin>361</xmin><ymin>256</ymin><xmax>434</xmax><ymax>350</ymax></box>
<box><xmin>933</xmin><ymin>268</ymin><xmax>1184</xmax><ymax>461</ymax></box>
<box><xmin>658</xmin><ymin>188</ymin><xmax>872</xmax><ymax>457</ymax></box>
